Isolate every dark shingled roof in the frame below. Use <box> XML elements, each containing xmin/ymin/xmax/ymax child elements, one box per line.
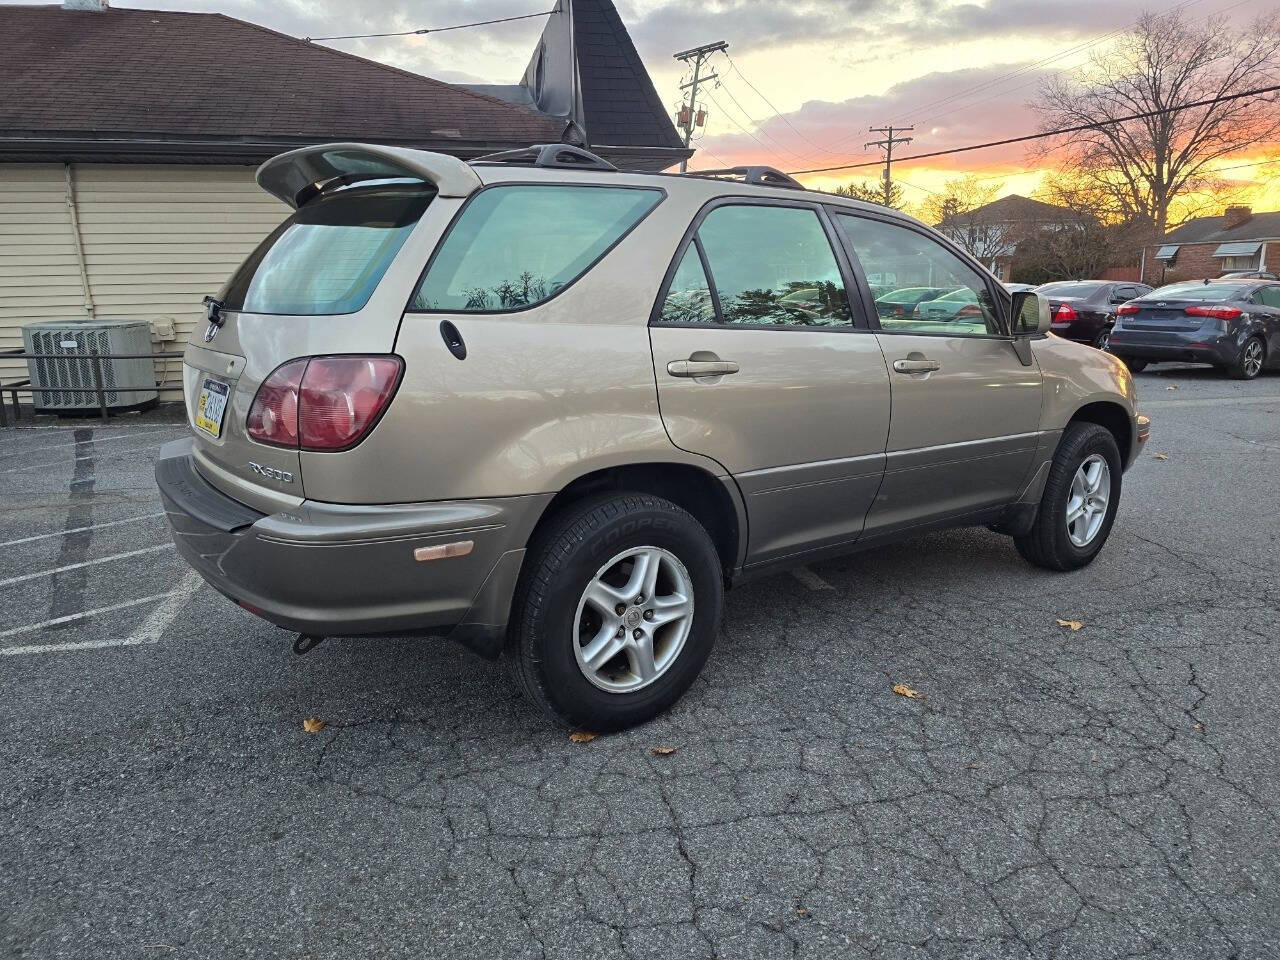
<box><xmin>1161</xmin><ymin>211</ymin><xmax>1280</xmax><ymax>243</ymax></box>
<box><xmin>945</xmin><ymin>194</ymin><xmax>1093</xmax><ymax>225</ymax></box>
<box><xmin>0</xmin><ymin>4</ymin><xmax>566</xmax><ymax>163</ymax></box>
<box><xmin>572</xmin><ymin>0</ymin><xmax>684</xmax><ymax>149</ymax></box>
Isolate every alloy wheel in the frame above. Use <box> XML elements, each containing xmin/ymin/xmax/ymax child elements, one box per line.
<box><xmin>572</xmin><ymin>546</ymin><xmax>694</xmax><ymax>693</ymax></box>
<box><xmin>1066</xmin><ymin>453</ymin><xmax>1111</xmax><ymax>548</ymax></box>
<box><xmin>1243</xmin><ymin>339</ymin><xmax>1264</xmax><ymax>378</ymax></box>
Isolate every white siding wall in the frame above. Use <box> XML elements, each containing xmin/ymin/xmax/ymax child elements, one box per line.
<box><xmin>0</xmin><ymin>163</ymin><xmax>290</xmax><ymax>400</ymax></box>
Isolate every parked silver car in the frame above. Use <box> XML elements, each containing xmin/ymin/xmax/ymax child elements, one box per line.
<box><xmin>156</xmin><ymin>143</ymin><xmax>1149</xmax><ymax>730</ymax></box>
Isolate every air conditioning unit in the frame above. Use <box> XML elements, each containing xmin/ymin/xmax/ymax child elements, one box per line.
<box><xmin>22</xmin><ymin>319</ymin><xmax>158</xmax><ymax>413</ymax></box>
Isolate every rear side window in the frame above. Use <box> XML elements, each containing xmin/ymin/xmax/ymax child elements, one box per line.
<box><xmin>412</xmin><ymin>185</ymin><xmax>663</xmax><ymax>312</ymax></box>
<box><xmin>220</xmin><ymin>188</ymin><xmax>432</xmax><ymax>316</ymax></box>
<box><xmin>1037</xmin><ymin>281</ymin><xmax>1105</xmax><ymax>298</ymax></box>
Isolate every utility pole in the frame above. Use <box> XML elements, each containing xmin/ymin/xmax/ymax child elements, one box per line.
<box><xmin>673</xmin><ymin>40</ymin><xmax>727</xmax><ymax>173</ymax></box>
<box><xmin>865</xmin><ymin>125</ymin><xmax>913</xmax><ymax>207</ymax></box>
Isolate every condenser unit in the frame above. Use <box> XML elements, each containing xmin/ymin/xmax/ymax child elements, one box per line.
<box><xmin>22</xmin><ymin>319</ymin><xmax>158</xmax><ymax>412</ymax></box>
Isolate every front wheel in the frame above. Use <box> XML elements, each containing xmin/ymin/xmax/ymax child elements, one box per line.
<box><xmin>507</xmin><ymin>493</ymin><xmax>723</xmax><ymax>731</ymax></box>
<box><xmin>1015</xmin><ymin>422</ymin><xmax>1122</xmax><ymax>571</ymax></box>
<box><xmin>1093</xmin><ymin>327</ymin><xmax>1112</xmax><ymax>351</ymax></box>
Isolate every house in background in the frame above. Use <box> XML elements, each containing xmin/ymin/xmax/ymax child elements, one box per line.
<box><xmin>935</xmin><ymin>194</ymin><xmax>1092</xmax><ymax>281</ymax></box>
<box><xmin>1141</xmin><ymin>206</ymin><xmax>1280</xmax><ymax>285</ymax></box>
<box><xmin>0</xmin><ymin>0</ymin><xmax>687</xmax><ymax>395</ymax></box>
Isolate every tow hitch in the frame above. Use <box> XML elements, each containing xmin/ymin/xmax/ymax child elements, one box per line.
<box><xmin>292</xmin><ymin>634</ymin><xmax>326</xmax><ymax>656</ymax></box>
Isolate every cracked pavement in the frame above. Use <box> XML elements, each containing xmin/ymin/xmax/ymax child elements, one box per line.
<box><xmin>1</xmin><ymin>366</ymin><xmax>1278</xmax><ymax>959</ymax></box>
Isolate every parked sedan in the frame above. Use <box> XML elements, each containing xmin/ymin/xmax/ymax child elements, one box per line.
<box><xmin>913</xmin><ymin>286</ymin><xmax>980</xmax><ymax>319</ymax></box>
<box><xmin>1037</xmin><ymin>280</ymin><xmax>1153</xmax><ymax>349</ymax></box>
<box><xmin>1109</xmin><ymin>279</ymin><xmax>1280</xmax><ymax>379</ymax></box>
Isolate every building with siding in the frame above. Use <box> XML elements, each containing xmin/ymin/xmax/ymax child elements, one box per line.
<box><xmin>0</xmin><ymin>0</ymin><xmax>688</xmax><ymax>399</ymax></box>
<box><xmin>1140</xmin><ymin>206</ymin><xmax>1280</xmax><ymax>286</ymax></box>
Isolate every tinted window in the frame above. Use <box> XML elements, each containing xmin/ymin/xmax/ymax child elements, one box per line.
<box><xmin>690</xmin><ymin>205</ymin><xmax>852</xmax><ymax>327</ymax></box>
<box><xmin>834</xmin><ymin>214</ymin><xmax>999</xmax><ymax>335</ymax></box>
<box><xmin>1147</xmin><ymin>282</ymin><xmax>1251</xmax><ymax>302</ymax></box>
<box><xmin>220</xmin><ymin>188</ymin><xmax>431</xmax><ymax>316</ymax></box>
<box><xmin>1037</xmin><ymin>281</ymin><xmax>1106</xmax><ymax>298</ymax></box>
<box><xmin>1256</xmin><ymin>285</ymin><xmax>1280</xmax><ymax>308</ymax></box>
<box><xmin>1113</xmin><ymin>286</ymin><xmax>1138</xmax><ymax>302</ymax></box>
<box><xmin>658</xmin><ymin>245</ymin><xmax>716</xmax><ymax>324</ymax></box>
<box><xmin>413</xmin><ymin>185</ymin><xmax>662</xmax><ymax>312</ymax></box>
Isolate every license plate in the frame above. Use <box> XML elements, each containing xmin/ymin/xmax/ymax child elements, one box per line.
<box><xmin>195</xmin><ymin>377</ymin><xmax>230</xmax><ymax>438</ymax></box>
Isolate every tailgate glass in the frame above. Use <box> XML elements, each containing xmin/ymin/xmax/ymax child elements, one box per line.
<box><xmin>218</xmin><ymin>186</ymin><xmax>433</xmax><ymax>316</ymax></box>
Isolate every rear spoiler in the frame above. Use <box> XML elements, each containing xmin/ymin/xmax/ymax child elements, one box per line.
<box><xmin>257</xmin><ymin>142</ymin><xmax>482</xmax><ymax>209</ymax></box>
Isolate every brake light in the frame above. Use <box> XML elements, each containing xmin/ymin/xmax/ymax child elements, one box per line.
<box><xmin>1116</xmin><ymin>304</ymin><xmax>1140</xmax><ymax>315</ymax></box>
<box><xmin>245</xmin><ymin>359</ymin><xmax>306</xmax><ymax>448</ymax></box>
<box><xmin>956</xmin><ymin>303</ymin><xmax>983</xmax><ymax>317</ymax></box>
<box><xmin>247</xmin><ymin>355</ymin><xmax>403</xmax><ymax>451</ymax></box>
<box><xmin>1184</xmin><ymin>305</ymin><xmax>1242</xmax><ymax>320</ymax></box>
<box><xmin>1053</xmin><ymin>303</ymin><xmax>1077</xmax><ymax>322</ymax></box>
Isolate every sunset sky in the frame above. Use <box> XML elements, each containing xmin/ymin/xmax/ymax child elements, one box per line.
<box><xmin>12</xmin><ymin>0</ymin><xmax>1277</xmax><ymax>216</ymax></box>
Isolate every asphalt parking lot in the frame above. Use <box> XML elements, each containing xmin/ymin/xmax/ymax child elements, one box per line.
<box><xmin>2</xmin><ymin>366</ymin><xmax>1278</xmax><ymax>960</ymax></box>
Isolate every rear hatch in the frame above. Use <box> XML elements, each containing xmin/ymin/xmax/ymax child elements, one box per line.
<box><xmin>181</xmin><ymin>144</ymin><xmax>479</xmax><ymax>510</ymax></box>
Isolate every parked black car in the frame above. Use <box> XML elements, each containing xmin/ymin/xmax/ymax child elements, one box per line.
<box><xmin>1037</xmin><ymin>280</ymin><xmax>1154</xmax><ymax>349</ymax></box>
<box><xmin>1109</xmin><ymin>279</ymin><xmax>1280</xmax><ymax>379</ymax></box>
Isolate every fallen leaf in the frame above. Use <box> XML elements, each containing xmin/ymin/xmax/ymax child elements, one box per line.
<box><xmin>1057</xmin><ymin>619</ymin><xmax>1084</xmax><ymax>631</ymax></box>
<box><xmin>892</xmin><ymin>683</ymin><xmax>924</xmax><ymax>699</ymax></box>
<box><xmin>1166</xmin><ymin>385</ymin><xmax>1178</xmax><ymax>391</ymax></box>
<box><xmin>964</xmin><ymin>763</ymin><xmax>980</xmax><ymax>770</ymax></box>
<box><xmin>650</xmin><ymin>746</ymin><xmax>676</xmax><ymax>756</ymax></box>
<box><xmin>569</xmin><ymin>730</ymin><xmax>597</xmax><ymax>744</ymax></box>
<box><xmin>1090</xmin><ymin>755</ymin><xmax>1099</xmax><ymax>763</ymax></box>
<box><xmin>795</xmin><ymin>906</ymin><xmax>809</xmax><ymax>917</ymax></box>
<box><xmin>302</xmin><ymin>717</ymin><xmax>325</xmax><ymax>734</ymax></box>
<box><xmin>1194</xmin><ymin>721</ymin><xmax>1205</xmax><ymax>732</ymax></box>
<box><xmin>1153</xmin><ymin>452</ymin><xmax>1169</xmax><ymax>461</ymax></box>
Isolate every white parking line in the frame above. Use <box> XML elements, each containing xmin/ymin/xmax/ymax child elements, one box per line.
<box><xmin>0</xmin><ymin>427</ymin><xmax>183</xmax><ymax>459</ymax></box>
<box><xmin>0</xmin><ymin>513</ymin><xmax>165</xmax><ymax>549</ymax></box>
<box><xmin>0</xmin><ymin>572</ymin><xmax>202</xmax><ymax>656</ymax></box>
<box><xmin>0</xmin><ymin>442</ymin><xmax>165</xmax><ymax>474</ymax></box>
<box><xmin>0</xmin><ymin>589</ymin><xmax>185</xmax><ymax>639</ymax></box>
<box><xmin>791</xmin><ymin>566</ymin><xmax>835</xmax><ymax>591</ymax></box>
<box><xmin>0</xmin><ymin>543</ymin><xmax>173</xmax><ymax>588</ymax></box>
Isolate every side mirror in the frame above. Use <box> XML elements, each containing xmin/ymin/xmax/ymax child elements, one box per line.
<box><xmin>1010</xmin><ymin>291</ymin><xmax>1051</xmax><ymax>336</ymax></box>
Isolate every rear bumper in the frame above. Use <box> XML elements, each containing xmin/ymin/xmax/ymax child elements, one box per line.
<box><xmin>154</xmin><ymin>438</ymin><xmax>548</xmax><ymax>656</ymax></box>
<box><xmin>1050</xmin><ymin>318</ymin><xmax>1105</xmax><ymax>343</ymax></box>
<box><xmin>1108</xmin><ymin>328</ymin><xmax>1238</xmax><ymax>365</ymax></box>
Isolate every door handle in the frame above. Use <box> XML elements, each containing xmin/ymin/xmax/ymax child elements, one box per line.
<box><xmin>892</xmin><ymin>358</ymin><xmax>941</xmax><ymax>374</ymax></box>
<box><xmin>667</xmin><ymin>359</ymin><xmax>740</xmax><ymax>378</ymax></box>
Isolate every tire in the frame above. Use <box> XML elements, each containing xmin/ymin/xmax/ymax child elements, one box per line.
<box><xmin>506</xmin><ymin>492</ymin><xmax>723</xmax><ymax>731</ymax></box>
<box><xmin>1119</xmin><ymin>357</ymin><xmax>1148</xmax><ymax>373</ymax></box>
<box><xmin>1014</xmin><ymin>422</ymin><xmax>1122</xmax><ymax>572</ymax></box>
<box><xmin>1093</xmin><ymin>327</ymin><xmax>1112</xmax><ymax>351</ymax></box>
<box><xmin>1227</xmin><ymin>335</ymin><xmax>1265</xmax><ymax>380</ymax></box>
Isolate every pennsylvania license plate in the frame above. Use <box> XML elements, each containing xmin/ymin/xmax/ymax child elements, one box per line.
<box><xmin>195</xmin><ymin>377</ymin><xmax>230</xmax><ymax>438</ymax></box>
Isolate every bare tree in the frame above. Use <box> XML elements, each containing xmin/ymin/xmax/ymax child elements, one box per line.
<box><xmin>920</xmin><ymin>175</ymin><xmax>1015</xmax><ymax>267</ymax></box>
<box><xmin>1031</xmin><ymin>9</ymin><xmax>1280</xmax><ymax>234</ymax></box>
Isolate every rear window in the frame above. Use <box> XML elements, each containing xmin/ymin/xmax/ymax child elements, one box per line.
<box><xmin>411</xmin><ymin>184</ymin><xmax>663</xmax><ymax>312</ymax></box>
<box><xmin>1147</xmin><ymin>282</ymin><xmax>1250</xmax><ymax>302</ymax></box>
<box><xmin>219</xmin><ymin>187</ymin><xmax>432</xmax><ymax>316</ymax></box>
<box><xmin>1036</xmin><ymin>281</ymin><xmax>1105</xmax><ymax>298</ymax></box>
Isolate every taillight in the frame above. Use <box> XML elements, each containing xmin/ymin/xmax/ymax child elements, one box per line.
<box><xmin>1053</xmin><ymin>303</ymin><xmax>1077</xmax><ymax>322</ymax></box>
<box><xmin>246</xmin><ymin>359</ymin><xmax>306</xmax><ymax>448</ymax></box>
<box><xmin>246</xmin><ymin>355</ymin><xmax>403</xmax><ymax>452</ymax></box>
<box><xmin>1184</xmin><ymin>305</ymin><xmax>1242</xmax><ymax>320</ymax></box>
<box><xmin>1116</xmin><ymin>304</ymin><xmax>1140</xmax><ymax>315</ymax></box>
<box><xmin>956</xmin><ymin>303</ymin><xmax>983</xmax><ymax>317</ymax></box>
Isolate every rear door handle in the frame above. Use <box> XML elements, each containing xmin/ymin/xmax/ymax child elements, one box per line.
<box><xmin>667</xmin><ymin>360</ymin><xmax>740</xmax><ymax>378</ymax></box>
<box><xmin>892</xmin><ymin>359</ymin><xmax>941</xmax><ymax>374</ymax></box>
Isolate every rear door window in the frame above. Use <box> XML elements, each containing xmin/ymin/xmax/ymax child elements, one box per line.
<box><xmin>412</xmin><ymin>184</ymin><xmax>663</xmax><ymax>312</ymax></box>
<box><xmin>220</xmin><ymin>187</ymin><xmax>432</xmax><ymax>316</ymax></box>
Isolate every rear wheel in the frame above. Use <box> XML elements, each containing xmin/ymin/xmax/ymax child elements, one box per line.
<box><xmin>1119</xmin><ymin>356</ymin><xmax>1148</xmax><ymax>373</ymax></box>
<box><xmin>1093</xmin><ymin>327</ymin><xmax>1112</xmax><ymax>351</ymax></box>
<box><xmin>507</xmin><ymin>493</ymin><xmax>723</xmax><ymax>731</ymax></box>
<box><xmin>1228</xmin><ymin>336</ymin><xmax>1265</xmax><ymax>380</ymax></box>
<box><xmin>1015</xmin><ymin>422</ymin><xmax>1122</xmax><ymax>571</ymax></box>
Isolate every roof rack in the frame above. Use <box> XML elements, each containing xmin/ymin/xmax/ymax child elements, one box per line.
<box><xmin>471</xmin><ymin>144</ymin><xmax>618</xmax><ymax>172</ymax></box>
<box><xmin>687</xmin><ymin>166</ymin><xmax>804</xmax><ymax>190</ymax></box>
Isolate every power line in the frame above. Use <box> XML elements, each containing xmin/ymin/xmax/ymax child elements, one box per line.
<box><xmin>306</xmin><ymin>8</ymin><xmax>555</xmax><ymax>42</ymax></box>
<box><xmin>865</xmin><ymin>125</ymin><xmax>914</xmax><ymax>206</ymax></box>
<box><xmin>673</xmin><ymin>41</ymin><xmax>728</xmax><ymax>173</ymax></box>
<box><xmin>785</xmin><ymin>83</ymin><xmax>1280</xmax><ymax>176</ymax></box>
<box><xmin>720</xmin><ymin>52</ymin><xmax>856</xmax><ymax>159</ymax></box>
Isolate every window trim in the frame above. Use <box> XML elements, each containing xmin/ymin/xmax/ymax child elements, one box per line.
<box><xmin>403</xmin><ymin>180</ymin><xmax>667</xmax><ymax>316</ymax></box>
<box><xmin>824</xmin><ymin>204</ymin><xmax>1016</xmax><ymax>340</ymax></box>
<box><xmin>648</xmin><ymin>195</ymin><xmax>873</xmax><ymax>332</ymax></box>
